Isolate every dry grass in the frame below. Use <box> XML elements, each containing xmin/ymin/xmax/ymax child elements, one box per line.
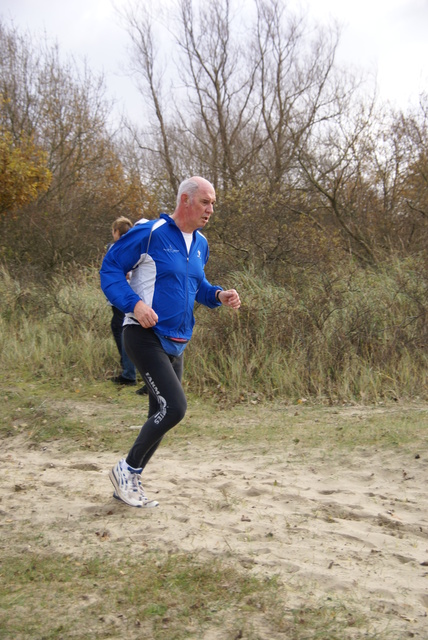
<box><xmin>0</xmin><ymin>257</ymin><xmax>427</xmax><ymax>404</ymax></box>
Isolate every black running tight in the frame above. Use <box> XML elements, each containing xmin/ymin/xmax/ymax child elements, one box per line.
<box><xmin>123</xmin><ymin>324</ymin><xmax>187</xmax><ymax>470</ymax></box>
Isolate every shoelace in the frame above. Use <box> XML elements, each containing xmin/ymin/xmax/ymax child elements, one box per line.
<box><xmin>128</xmin><ymin>471</ymin><xmax>149</xmax><ymax>502</ymax></box>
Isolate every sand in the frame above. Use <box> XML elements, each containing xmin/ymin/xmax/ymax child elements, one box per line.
<box><xmin>1</xmin><ymin>422</ymin><xmax>428</xmax><ymax>638</ymax></box>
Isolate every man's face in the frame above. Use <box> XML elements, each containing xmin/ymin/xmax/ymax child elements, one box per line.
<box><xmin>186</xmin><ymin>183</ymin><xmax>216</xmax><ymax>230</ymax></box>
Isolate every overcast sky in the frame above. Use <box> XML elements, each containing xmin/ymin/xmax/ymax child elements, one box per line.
<box><xmin>1</xmin><ymin>0</ymin><xmax>427</xmax><ymax>123</ymax></box>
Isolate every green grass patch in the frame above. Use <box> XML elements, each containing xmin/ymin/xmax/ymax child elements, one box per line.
<box><xmin>168</xmin><ymin>399</ymin><xmax>428</xmax><ymax>459</ymax></box>
<box><xmin>1</xmin><ymin>380</ymin><xmax>427</xmax><ymax>457</ymax></box>
<box><xmin>0</xmin><ymin>550</ymin><xmax>381</xmax><ymax>640</ymax></box>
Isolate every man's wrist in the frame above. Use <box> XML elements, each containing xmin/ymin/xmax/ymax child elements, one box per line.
<box><xmin>215</xmin><ymin>289</ymin><xmax>222</xmax><ymax>302</ymax></box>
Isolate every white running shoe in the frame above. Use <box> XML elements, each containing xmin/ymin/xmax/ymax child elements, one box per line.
<box><xmin>109</xmin><ymin>459</ymin><xmax>159</xmax><ymax>508</ymax></box>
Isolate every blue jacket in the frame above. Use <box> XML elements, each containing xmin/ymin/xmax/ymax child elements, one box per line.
<box><xmin>100</xmin><ymin>214</ymin><xmax>222</xmax><ymax>344</ymax></box>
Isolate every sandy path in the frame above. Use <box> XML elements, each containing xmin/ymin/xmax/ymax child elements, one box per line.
<box><xmin>1</xmin><ymin>436</ymin><xmax>428</xmax><ymax>638</ymax></box>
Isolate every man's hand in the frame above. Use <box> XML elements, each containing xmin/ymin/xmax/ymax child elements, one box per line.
<box><xmin>134</xmin><ymin>300</ymin><xmax>159</xmax><ymax>328</ymax></box>
<box><xmin>218</xmin><ymin>289</ymin><xmax>241</xmax><ymax>309</ymax></box>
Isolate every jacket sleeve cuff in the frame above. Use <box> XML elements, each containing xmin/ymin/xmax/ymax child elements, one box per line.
<box><xmin>213</xmin><ymin>287</ymin><xmax>223</xmax><ymax>307</ymax></box>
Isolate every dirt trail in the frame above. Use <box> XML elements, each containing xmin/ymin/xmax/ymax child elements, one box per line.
<box><xmin>1</xmin><ymin>432</ymin><xmax>428</xmax><ymax>638</ymax></box>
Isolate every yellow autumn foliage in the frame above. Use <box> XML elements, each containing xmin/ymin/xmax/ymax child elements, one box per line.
<box><xmin>0</xmin><ymin>126</ymin><xmax>51</xmax><ymax>215</ymax></box>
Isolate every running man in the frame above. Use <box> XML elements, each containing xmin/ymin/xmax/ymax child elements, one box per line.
<box><xmin>100</xmin><ymin>176</ymin><xmax>241</xmax><ymax>507</ymax></box>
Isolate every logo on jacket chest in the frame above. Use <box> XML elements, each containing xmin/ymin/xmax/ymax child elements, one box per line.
<box><xmin>163</xmin><ymin>244</ymin><xmax>180</xmax><ymax>253</ymax></box>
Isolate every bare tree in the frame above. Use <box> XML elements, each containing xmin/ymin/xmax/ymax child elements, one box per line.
<box><xmin>120</xmin><ymin>2</ymin><xmax>180</xmax><ymax>195</ymax></box>
<box><xmin>120</xmin><ymin>0</ymin><xmax>426</xmax><ymax>274</ymax></box>
<box><xmin>296</xmin><ymin>94</ymin><xmax>379</xmax><ymax>264</ymax></box>
<box><xmin>174</xmin><ymin>0</ymin><xmax>261</xmax><ymax>190</ymax></box>
<box><xmin>373</xmin><ymin>99</ymin><xmax>428</xmax><ymax>255</ymax></box>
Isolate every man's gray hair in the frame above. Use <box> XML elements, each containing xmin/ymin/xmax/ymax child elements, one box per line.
<box><xmin>176</xmin><ymin>178</ymin><xmax>200</xmax><ymax>208</ymax></box>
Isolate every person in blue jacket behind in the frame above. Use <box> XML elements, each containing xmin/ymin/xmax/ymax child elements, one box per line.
<box><xmin>100</xmin><ymin>176</ymin><xmax>241</xmax><ymax>507</ymax></box>
<box><xmin>107</xmin><ymin>217</ymin><xmax>139</xmax><ymax>389</ymax></box>
<box><xmin>106</xmin><ymin>216</ymin><xmax>148</xmax><ymax>396</ymax></box>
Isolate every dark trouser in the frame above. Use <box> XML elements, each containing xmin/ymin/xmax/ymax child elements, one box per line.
<box><xmin>123</xmin><ymin>324</ymin><xmax>187</xmax><ymax>471</ymax></box>
<box><xmin>111</xmin><ymin>306</ymin><xmax>125</xmax><ymax>355</ymax></box>
<box><xmin>111</xmin><ymin>306</ymin><xmax>136</xmax><ymax>381</ymax></box>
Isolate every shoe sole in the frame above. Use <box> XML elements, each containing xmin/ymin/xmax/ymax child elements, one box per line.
<box><xmin>113</xmin><ymin>491</ymin><xmax>159</xmax><ymax>508</ymax></box>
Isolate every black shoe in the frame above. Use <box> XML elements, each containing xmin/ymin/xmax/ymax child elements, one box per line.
<box><xmin>136</xmin><ymin>385</ymin><xmax>148</xmax><ymax>395</ymax></box>
<box><xmin>110</xmin><ymin>375</ymin><xmax>137</xmax><ymax>386</ymax></box>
